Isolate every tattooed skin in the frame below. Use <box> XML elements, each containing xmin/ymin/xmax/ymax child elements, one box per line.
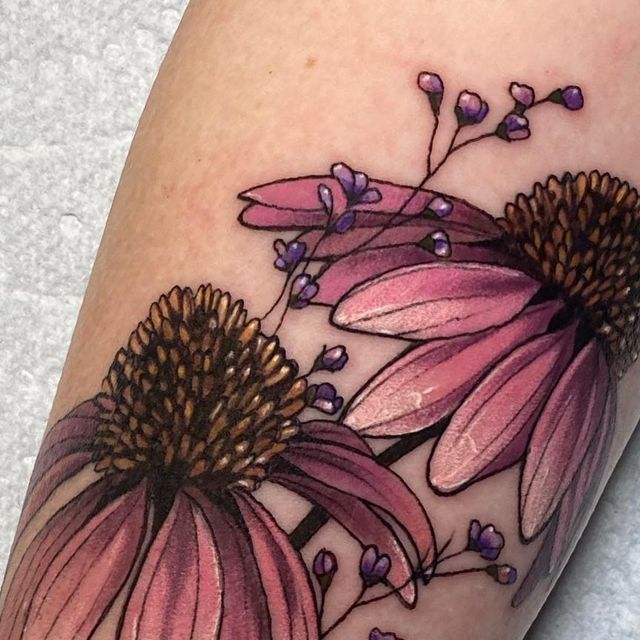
<box><xmin>1</xmin><ymin>70</ymin><xmax>634</xmax><ymax>639</ymax></box>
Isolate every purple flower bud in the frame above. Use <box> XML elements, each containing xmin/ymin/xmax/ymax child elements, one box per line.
<box><xmin>331</xmin><ymin>163</ymin><xmax>382</xmax><ymax>207</ymax></box>
<box><xmin>548</xmin><ymin>85</ymin><xmax>584</xmax><ymax>111</ymax></box>
<box><xmin>313</xmin><ymin>548</ymin><xmax>338</xmax><ymax>592</ymax></box>
<box><xmin>312</xmin><ymin>345</ymin><xmax>349</xmax><ymax>373</ymax></box>
<box><xmin>307</xmin><ymin>382</ymin><xmax>343</xmax><ymax>414</ymax></box>
<box><xmin>509</xmin><ymin>82</ymin><xmax>535</xmax><ymax>108</ymax></box>
<box><xmin>360</xmin><ymin>545</ymin><xmax>391</xmax><ymax>587</ymax></box>
<box><xmin>561</xmin><ymin>85</ymin><xmax>584</xmax><ymax>110</ymax></box>
<box><xmin>425</xmin><ymin>195</ymin><xmax>453</xmax><ymax>219</ymax></box>
<box><xmin>497</xmin><ymin>113</ymin><xmax>531</xmax><ymax>142</ymax></box>
<box><xmin>318</xmin><ymin>183</ymin><xmax>334</xmax><ymax>214</ymax></box>
<box><xmin>485</xmin><ymin>564</ymin><xmax>518</xmax><ymax>585</ymax></box>
<box><xmin>289</xmin><ymin>274</ymin><xmax>319</xmax><ymax>309</ymax></box>
<box><xmin>419</xmin><ymin>230</ymin><xmax>451</xmax><ymax>258</ymax></box>
<box><xmin>370</xmin><ymin>629</ymin><xmax>401</xmax><ymax>640</ymax></box>
<box><xmin>417</xmin><ymin>71</ymin><xmax>444</xmax><ymax>115</ymax></box>
<box><xmin>273</xmin><ymin>239</ymin><xmax>306</xmax><ymax>272</ymax></box>
<box><xmin>467</xmin><ymin>520</ymin><xmax>505</xmax><ymax>561</ymax></box>
<box><xmin>455</xmin><ymin>90</ymin><xmax>489</xmax><ymax>126</ymax></box>
<box><xmin>334</xmin><ymin>210</ymin><xmax>356</xmax><ymax>234</ymax></box>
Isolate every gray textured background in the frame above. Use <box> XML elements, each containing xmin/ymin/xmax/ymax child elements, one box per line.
<box><xmin>0</xmin><ymin>2</ymin><xmax>638</xmax><ymax>638</ymax></box>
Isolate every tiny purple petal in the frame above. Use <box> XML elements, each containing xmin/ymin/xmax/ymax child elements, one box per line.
<box><xmin>456</xmin><ymin>90</ymin><xmax>489</xmax><ymax>125</ymax></box>
<box><xmin>273</xmin><ymin>239</ymin><xmax>306</xmax><ymax>272</ymax></box>
<box><xmin>562</xmin><ymin>85</ymin><xmax>584</xmax><ymax>110</ymax></box>
<box><xmin>318</xmin><ymin>183</ymin><xmax>334</xmax><ymax>214</ymax></box>
<box><xmin>360</xmin><ymin>545</ymin><xmax>391</xmax><ymax>586</ymax></box>
<box><xmin>308</xmin><ymin>382</ymin><xmax>343</xmax><ymax>414</ymax></box>
<box><xmin>331</xmin><ymin>163</ymin><xmax>356</xmax><ymax>195</ymax></box>
<box><xmin>417</xmin><ymin>71</ymin><xmax>444</xmax><ymax>95</ymax></box>
<box><xmin>358</xmin><ymin>188</ymin><xmax>382</xmax><ymax>204</ymax></box>
<box><xmin>313</xmin><ymin>548</ymin><xmax>338</xmax><ymax>577</ymax></box>
<box><xmin>468</xmin><ymin>520</ymin><xmax>505</xmax><ymax>561</ymax></box>
<box><xmin>427</xmin><ymin>196</ymin><xmax>453</xmax><ymax>219</ymax></box>
<box><xmin>499</xmin><ymin>113</ymin><xmax>531</xmax><ymax>141</ymax></box>
<box><xmin>496</xmin><ymin>564</ymin><xmax>518</xmax><ymax>585</ymax></box>
<box><xmin>290</xmin><ymin>274</ymin><xmax>319</xmax><ymax>309</ymax></box>
<box><xmin>432</xmin><ymin>231</ymin><xmax>451</xmax><ymax>258</ymax></box>
<box><xmin>509</xmin><ymin>82</ymin><xmax>535</xmax><ymax>108</ymax></box>
<box><xmin>334</xmin><ymin>210</ymin><xmax>356</xmax><ymax>234</ymax></box>
<box><xmin>353</xmin><ymin>171</ymin><xmax>368</xmax><ymax>195</ymax></box>
<box><xmin>313</xmin><ymin>345</ymin><xmax>349</xmax><ymax>373</ymax></box>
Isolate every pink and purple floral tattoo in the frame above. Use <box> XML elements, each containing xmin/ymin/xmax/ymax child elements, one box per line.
<box><xmin>1</xmin><ymin>69</ymin><xmax>637</xmax><ymax>639</ymax></box>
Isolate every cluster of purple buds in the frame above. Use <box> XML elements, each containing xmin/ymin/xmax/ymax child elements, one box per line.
<box><xmin>312</xmin><ymin>345</ymin><xmax>349</xmax><ymax>373</ymax></box>
<box><xmin>359</xmin><ymin>545</ymin><xmax>391</xmax><ymax>587</ymax></box>
<box><xmin>370</xmin><ymin>629</ymin><xmax>402</xmax><ymax>640</ymax></box>
<box><xmin>331</xmin><ymin>163</ymin><xmax>382</xmax><ymax>209</ymax></box>
<box><xmin>485</xmin><ymin>564</ymin><xmax>518</xmax><ymax>585</ymax></box>
<box><xmin>496</xmin><ymin>113</ymin><xmax>531</xmax><ymax>142</ymax></box>
<box><xmin>312</xmin><ymin>548</ymin><xmax>338</xmax><ymax>593</ymax></box>
<box><xmin>419</xmin><ymin>230</ymin><xmax>451</xmax><ymax>258</ymax></box>
<box><xmin>549</xmin><ymin>85</ymin><xmax>584</xmax><ymax>111</ymax></box>
<box><xmin>273</xmin><ymin>239</ymin><xmax>306</xmax><ymax>272</ymax></box>
<box><xmin>417</xmin><ymin>71</ymin><xmax>444</xmax><ymax>116</ymax></box>
<box><xmin>423</xmin><ymin>195</ymin><xmax>453</xmax><ymax>219</ymax></box>
<box><xmin>467</xmin><ymin>519</ymin><xmax>505</xmax><ymax>561</ymax></box>
<box><xmin>307</xmin><ymin>382</ymin><xmax>344</xmax><ymax>414</ymax></box>
<box><xmin>289</xmin><ymin>273</ymin><xmax>318</xmax><ymax>309</ymax></box>
<box><xmin>455</xmin><ymin>90</ymin><xmax>489</xmax><ymax>126</ymax></box>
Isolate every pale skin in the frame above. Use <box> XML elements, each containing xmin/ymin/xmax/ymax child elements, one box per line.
<box><xmin>5</xmin><ymin>1</ymin><xmax>640</xmax><ymax>638</ymax></box>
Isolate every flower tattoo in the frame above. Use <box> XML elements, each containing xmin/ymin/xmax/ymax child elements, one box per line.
<box><xmin>1</xmin><ymin>67</ymin><xmax>630</xmax><ymax>639</ymax></box>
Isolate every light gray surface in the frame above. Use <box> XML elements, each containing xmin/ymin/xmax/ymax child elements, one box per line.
<box><xmin>0</xmin><ymin>2</ymin><xmax>638</xmax><ymax>638</ymax></box>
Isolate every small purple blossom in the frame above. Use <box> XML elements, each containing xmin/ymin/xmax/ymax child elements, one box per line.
<box><xmin>549</xmin><ymin>85</ymin><xmax>584</xmax><ymax>111</ymax></box>
<box><xmin>313</xmin><ymin>548</ymin><xmax>338</xmax><ymax>592</ymax></box>
<box><xmin>417</xmin><ymin>71</ymin><xmax>444</xmax><ymax>115</ymax></box>
<box><xmin>370</xmin><ymin>629</ymin><xmax>402</xmax><ymax>640</ymax></box>
<box><xmin>318</xmin><ymin>183</ymin><xmax>334</xmax><ymax>214</ymax></box>
<box><xmin>334</xmin><ymin>210</ymin><xmax>356</xmax><ymax>234</ymax></box>
<box><xmin>509</xmin><ymin>82</ymin><xmax>535</xmax><ymax>108</ymax></box>
<box><xmin>419</xmin><ymin>230</ymin><xmax>451</xmax><ymax>258</ymax></box>
<box><xmin>425</xmin><ymin>195</ymin><xmax>453</xmax><ymax>219</ymax></box>
<box><xmin>455</xmin><ymin>90</ymin><xmax>489</xmax><ymax>126</ymax></box>
<box><xmin>497</xmin><ymin>113</ymin><xmax>531</xmax><ymax>141</ymax></box>
<box><xmin>467</xmin><ymin>520</ymin><xmax>505</xmax><ymax>561</ymax></box>
<box><xmin>486</xmin><ymin>564</ymin><xmax>518</xmax><ymax>585</ymax></box>
<box><xmin>307</xmin><ymin>382</ymin><xmax>343</xmax><ymax>415</ymax></box>
<box><xmin>331</xmin><ymin>163</ymin><xmax>382</xmax><ymax>208</ymax></box>
<box><xmin>273</xmin><ymin>239</ymin><xmax>306</xmax><ymax>272</ymax></box>
<box><xmin>289</xmin><ymin>274</ymin><xmax>319</xmax><ymax>309</ymax></box>
<box><xmin>360</xmin><ymin>545</ymin><xmax>391</xmax><ymax>587</ymax></box>
<box><xmin>312</xmin><ymin>345</ymin><xmax>349</xmax><ymax>373</ymax></box>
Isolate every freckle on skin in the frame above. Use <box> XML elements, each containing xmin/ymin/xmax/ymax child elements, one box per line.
<box><xmin>306</xmin><ymin>56</ymin><xmax>317</xmax><ymax>68</ymax></box>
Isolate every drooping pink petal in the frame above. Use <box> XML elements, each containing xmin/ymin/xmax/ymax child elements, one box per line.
<box><xmin>315</xmin><ymin>244</ymin><xmax>514</xmax><ymax>305</ymax></box>
<box><xmin>23</xmin><ymin>483</ymin><xmax>148</xmax><ymax>639</ymax></box>
<box><xmin>272</xmin><ymin>471</ymin><xmax>418</xmax><ymax>606</ymax></box>
<box><xmin>17</xmin><ymin>401</ymin><xmax>102</xmax><ymax>537</ymax></box>
<box><xmin>17</xmin><ymin>451</ymin><xmax>94</xmax><ymax>539</ymax></box>
<box><xmin>239</xmin><ymin>175</ymin><xmax>502</xmax><ymax>241</ymax></box>
<box><xmin>520</xmin><ymin>340</ymin><xmax>610</xmax><ymax>540</ymax></box>
<box><xmin>429</xmin><ymin>322</ymin><xmax>576</xmax><ymax>493</ymax></box>
<box><xmin>120</xmin><ymin>490</ymin><xmax>223</xmax><ymax>640</ymax></box>
<box><xmin>233</xmin><ymin>491</ymin><xmax>319</xmax><ymax>640</ymax></box>
<box><xmin>345</xmin><ymin>301</ymin><xmax>563</xmax><ymax>436</ymax></box>
<box><xmin>185</xmin><ymin>488</ymin><xmax>271</xmax><ymax>640</ymax></box>
<box><xmin>333</xmin><ymin>262</ymin><xmax>541</xmax><ymax>340</ymax></box>
<box><xmin>280</xmin><ymin>441</ymin><xmax>435</xmax><ymax>568</ymax></box>
<box><xmin>0</xmin><ymin>479</ymin><xmax>109</xmax><ymax>640</ymax></box>
<box><xmin>299</xmin><ymin>420</ymin><xmax>373</xmax><ymax>455</ymax></box>
<box><xmin>513</xmin><ymin>385</ymin><xmax>616</xmax><ymax>607</ymax></box>
<box><xmin>549</xmin><ymin>384</ymin><xmax>615</xmax><ymax>569</ymax></box>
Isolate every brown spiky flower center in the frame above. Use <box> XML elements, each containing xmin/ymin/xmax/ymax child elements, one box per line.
<box><xmin>93</xmin><ymin>285</ymin><xmax>307</xmax><ymax>494</ymax></box>
<box><xmin>500</xmin><ymin>171</ymin><xmax>640</xmax><ymax>373</ymax></box>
